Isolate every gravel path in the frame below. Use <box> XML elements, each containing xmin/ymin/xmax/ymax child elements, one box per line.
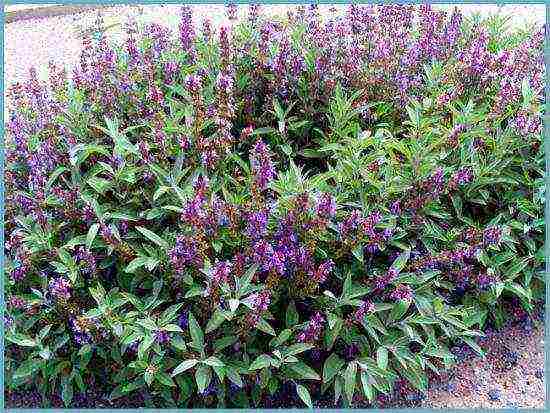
<box><xmin>423</xmin><ymin>318</ymin><xmax>545</xmax><ymax>409</ymax></box>
<box><xmin>4</xmin><ymin>4</ymin><xmax>545</xmax><ymax>87</ymax></box>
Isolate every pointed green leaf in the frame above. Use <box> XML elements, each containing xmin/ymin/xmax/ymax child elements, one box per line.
<box><xmin>376</xmin><ymin>347</ymin><xmax>388</xmax><ymax>370</ymax></box>
<box><xmin>172</xmin><ymin>359</ymin><xmax>199</xmax><ymax>377</ymax></box>
<box><xmin>296</xmin><ymin>384</ymin><xmax>312</xmax><ymax>408</ymax></box>
<box><xmin>344</xmin><ymin>361</ymin><xmax>358</xmax><ymax>403</ymax></box>
<box><xmin>195</xmin><ymin>365</ymin><xmax>212</xmax><ymax>394</ymax></box>
<box><xmin>188</xmin><ymin>313</ymin><xmax>204</xmax><ymax>351</ymax></box>
<box><xmin>86</xmin><ymin>223</ymin><xmax>100</xmax><ymax>249</ymax></box>
<box><xmin>323</xmin><ymin>353</ymin><xmax>345</xmax><ymax>383</ymax></box>
<box><xmin>135</xmin><ymin>226</ymin><xmax>168</xmax><ymax>249</ymax></box>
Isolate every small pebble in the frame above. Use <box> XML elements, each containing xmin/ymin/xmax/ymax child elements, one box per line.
<box><xmin>535</xmin><ymin>368</ymin><xmax>544</xmax><ymax>380</ymax></box>
<box><xmin>446</xmin><ymin>382</ymin><xmax>457</xmax><ymax>393</ymax></box>
<box><xmin>505</xmin><ymin>350</ymin><xmax>519</xmax><ymax>366</ymax></box>
<box><xmin>488</xmin><ymin>389</ymin><xmax>501</xmax><ymax>401</ymax></box>
<box><xmin>405</xmin><ymin>392</ymin><xmax>426</xmax><ymax>402</ymax></box>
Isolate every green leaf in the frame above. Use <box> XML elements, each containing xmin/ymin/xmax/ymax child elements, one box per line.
<box><xmin>61</xmin><ymin>378</ymin><xmax>73</xmax><ymax>407</ymax></box>
<box><xmin>324</xmin><ymin>317</ymin><xmax>343</xmax><ymax>350</ymax></box>
<box><xmin>188</xmin><ymin>313</ymin><xmax>204</xmax><ymax>351</ymax></box>
<box><xmin>46</xmin><ymin>166</ymin><xmax>69</xmax><ymax>190</ymax></box>
<box><xmin>86</xmin><ymin>176</ymin><xmax>112</xmax><ymax>195</ymax></box>
<box><xmin>271</xmin><ymin>329</ymin><xmax>292</xmax><ymax>347</ymax></box>
<box><xmin>287</xmin><ymin>361</ymin><xmax>321</xmax><ymax>381</ymax></box>
<box><xmin>286</xmin><ymin>301</ymin><xmax>299</xmax><ymax>327</ymax></box>
<box><xmin>86</xmin><ymin>223</ymin><xmax>100</xmax><ymax>249</ymax></box>
<box><xmin>461</xmin><ymin>337</ymin><xmax>485</xmax><ymax>357</ymax></box>
<box><xmin>334</xmin><ymin>376</ymin><xmax>343</xmax><ymax>405</ymax></box>
<box><xmin>352</xmin><ymin>244</ymin><xmax>364</xmax><ymax>263</ymax></box>
<box><xmin>391</xmin><ymin>250</ymin><xmax>410</xmax><ymax>273</ymax></box>
<box><xmin>172</xmin><ymin>359</ymin><xmax>199</xmax><ymax>377</ymax></box>
<box><xmin>6</xmin><ymin>333</ymin><xmax>37</xmax><ymax>347</ymax></box>
<box><xmin>238</xmin><ymin>264</ymin><xmax>259</xmax><ymax>297</ymax></box>
<box><xmin>135</xmin><ymin>226</ymin><xmax>169</xmax><ymax>249</ymax></box>
<box><xmin>323</xmin><ymin>353</ymin><xmax>345</xmax><ymax>383</ymax></box>
<box><xmin>156</xmin><ymin>371</ymin><xmax>176</xmax><ymax>387</ymax></box>
<box><xmin>504</xmin><ymin>282</ymin><xmax>532</xmax><ymax>302</ymax></box>
<box><xmin>58</xmin><ymin>248</ymin><xmax>74</xmax><ymax>266</ymax></box>
<box><xmin>232</xmin><ymin>295</ymin><xmax>245</xmax><ymax>313</ymax></box>
<box><xmin>138</xmin><ymin>335</ymin><xmax>155</xmax><ymax>360</ymax></box>
<box><xmin>170</xmin><ymin>336</ymin><xmax>187</xmax><ymax>352</ymax></box>
<box><xmin>505</xmin><ymin>258</ymin><xmax>530</xmax><ymax>280</ymax></box>
<box><xmin>344</xmin><ymin>362</ymin><xmax>358</xmax><ymax>403</ymax></box>
<box><xmin>401</xmin><ymin>364</ymin><xmax>428</xmax><ymax>392</ymax></box>
<box><xmin>390</xmin><ymin>300</ymin><xmax>411</xmax><ymax>321</ymax></box>
<box><xmin>214</xmin><ymin>335</ymin><xmax>238</xmax><ymax>352</ymax></box>
<box><xmin>144</xmin><ymin>369</ymin><xmax>154</xmax><ymax>386</ymax></box>
<box><xmin>284</xmin><ymin>343</ymin><xmax>314</xmax><ymax>357</ymax></box>
<box><xmin>255</xmin><ymin>318</ymin><xmax>276</xmax><ymax>336</ymax></box>
<box><xmin>13</xmin><ymin>358</ymin><xmax>43</xmax><ymax>378</ymax></box>
<box><xmin>203</xmin><ymin>356</ymin><xmax>225</xmax><ymax>367</ymax></box>
<box><xmin>376</xmin><ymin>347</ymin><xmax>388</xmax><ymax>370</ymax></box>
<box><xmin>205</xmin><ymin>309</ymin><xmax>227</xmax><ymax>333</ymax></box>
<box><xmin>249</xmin><ymin>355</ymin><xmax>273</xmax><ymax>371</ymax></box>
<box><xmin>296</xmin><ymin>384</ymin><xmax>312</xmax><ymax>408</ymax></box>
<box><xmin>360</xmin><ymin>371</ymin><xmax>375</xmax><ymax>402</ymax></box>
<box><xmin>195</xmin><ymin>365</ymin><xmax>212</xmax><ymax>394</ymax></box>
<box><xmin>226</xmin><ymin>368</ymin><xmax>243</xmax><ymax>388</ymax></box>
<box><xmin>125</xmin><ymin>256</ymin><xmax>149</xmax><ymax>274</ymax></box>
<box><xmin>39</xmin><ymin>347</ymin><xmax>52</xmax><ymax>360</ymax></box>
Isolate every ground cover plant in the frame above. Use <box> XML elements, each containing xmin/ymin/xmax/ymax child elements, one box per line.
<box><xmin>4</xmin><ymin>4</ymin><xmax>545</xmax><ymax>408</ymax></box>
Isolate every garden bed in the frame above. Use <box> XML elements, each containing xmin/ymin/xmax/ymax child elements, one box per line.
<box><xmin>4</xmin><ymin>4</ymin><xmax>544</xmax><ymax>409</ymax></box>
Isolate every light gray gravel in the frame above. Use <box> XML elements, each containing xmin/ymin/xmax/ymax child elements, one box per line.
<box><xmin>4</xmin><ymin>4</ymin><xmax>545</xmax><ymax>88</ymax></box>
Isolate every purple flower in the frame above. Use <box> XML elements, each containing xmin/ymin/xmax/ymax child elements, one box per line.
<box><xmin>269</xmin><ymin>251</ymin><xmax>286</xmax><ymax>275</ymax></box>
<box><xmin>353</xmin><ymin>300</ymin><xmax>375</xmax><ymax>324</ymax></box>
<box><xmin>201</xmin><ymin>380</ymin><xmax>218</xmax><ymax>396</ymax></box>
<box><xmin>169</xmin><ymin>235</ymin><xmax>203</xmax><ymax>273</ymax></box>
<box><xmin>312</xmin><ymin>260</ymin><xmax>334</xmax><ymax>283</ymax></box>
<box><xmin>483</xmin><ymin>226</ymin><xmax>502</xmax><ymax>246</ymax></box>
<box><xmin>390</xmin><ymin>200</ymin><xmax>401</xmax><ymax>215</ymax></box>
<box><xmin>75</xmin><ymin>247</ymin><xmax>96</xmax><ymax>275</ymax></box>
<box><xmin>164</xmin><ymin>60</ymin><xmax>180</xmax><ymax>85</ymax></box>
<box><xmin>449</xmin><ymin>167</ymin><xmax>473</xmax><ymax>189</ymax></box>
<box><xmin>10</xmin><ymin>265</ymin><xmax>28</xmax><ymax>282</ymax></box>
<box><xmin>211</xmin><ymin>261</ymin><xmax>232</xmax><ymax>285</ymax></box>
<box><xmin>248</xmin><ymin>4</ymin><xmax>261</xmax><ymax>25</ymax></box>
<box><xmin>185</xmin><ymin>74</ymin><xmax>202</xmax><ymax>94</ymax></box>
<box><xmin>374</xmin><ymin>267</ymin><xmax>398</xmax><ymax>290</ymax></box>
<box><xmin>477</xmin><ymin>272</ymin><xmax>495</xmax><ymax>290</ymax></box>
<box><xmin>297</xmin><ymin>312</ymin><xmax>325</xmax><ymax>343</ymax></box>
<box><xmin>155</xmin><ymin>329</ymin><xmax>170</xmax><ymax>345</ymax></box>
<box><xmin>390</xmin><ymin>284</ymin><xmax>414</xmax><ymax>301</ymax></box>
<box><xmin>4</xmin><ymin>315</ymin><xmax>14</xmax><ymax>328</ymax></box>
<box><xmin>179</xmin><ymin>6</ymin><xmax>196</xmax><ymax>63</ymax></box>
<box><xmin>340</xmin><ymin>210</ymin><xmax>361</xmax><ymax>239</ymax></box>
<box><xmin>252</xmin><ymin>290</ymin><xmax>271</xmax><ymax>313</ymax></box>
<box><xmin>250</xmin><ymin>140</ymin><xmax>276</xmax><ymax>191</ymax></box>
<box><xmin>49</xmin><ymin>277</ymin><xmax>71</xmax><ymax>300</ymax></box>
<box><xmin>344</xmin><ymin>344</ymin><xmax>359</xmax><ymax>361</ymax></box>
<box><xmin>178</xmin><ymin>311</ymin><xmax>189</xmax><ymax>330</ymax></box>
<box><xmin>100</xmin><ymin>224</ymin><xmax>119</xmax><ymax>246</ymax></box>
<box><xmin>316</xmin><ymin>193</ymin><xmax>336</xmax><ymax>218</ymax></box>
<box><xmin>8</xmin><ymin>296</ymin><xmax>26</xmax><ymax>309</ymax></box>
<box><xmin>245</xmin><ymin>209</ymin><xmax>268</xmax><ymax>240</ymax></box>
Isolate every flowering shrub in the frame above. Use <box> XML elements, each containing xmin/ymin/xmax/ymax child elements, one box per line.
<box><xmin>4</xmin><ymin>4</ymin><xmax>544</xmax><ymax>408</ymax></box>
